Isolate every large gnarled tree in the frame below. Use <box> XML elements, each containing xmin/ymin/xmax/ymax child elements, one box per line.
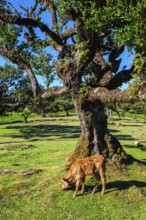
<box><xmin>0</xmin><ymin>0</ymin><xmax>146</xmax><ymax>164</ymax></box>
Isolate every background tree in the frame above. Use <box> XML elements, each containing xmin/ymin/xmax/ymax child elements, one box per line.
<box><xmin>31</xmin><ymin>51</ymin><xmax>56</xmax><ymax>91</ymax></box>
<box><xmin>0</xmin><ymin>0</ymin><xmax>146</xmax><ymax>164</ymax></box>
<box><xmin>0</xmin><ymin>64</ymin><xmax>29</xmax><ymax>114</ymax></box>
<box><xmin>105</xmin><ymin>103</ymin><xmax>121</xmax><ymax>121</ymax></box>
<box><xmin>48</xmin><ymin>93</ymin><xmax>74</xmax><ymax>116</ymax></box>
<box><xmin>21</xmin><ymin>107</ymin><xmax>32</xmax><ymax>123</ymax></box>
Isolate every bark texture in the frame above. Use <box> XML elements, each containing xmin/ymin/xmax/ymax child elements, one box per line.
<box><xmin>67</xmin><ymin>94</ymin><xmax>127</xmax><ymax>165</ymax></box>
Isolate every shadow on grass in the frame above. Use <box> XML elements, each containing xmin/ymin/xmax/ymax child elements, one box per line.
<box><xmin>1</xmin><ymin>124</ymin><xmax>81</xmax><ymax>143</ymax></box>
<box><xmin>67</xmin><ymin>180</ymin><xmax>146</xmax><ymax>196</ymax></box>
<box><xmin>0</xmin><ymin>123</ymin><xmax>137</xmax><ymax>146</ymax></box>
<box><xmin>0</xmin><ymin>116</ymin><xmax>77</xmax><ymax>125</ymax></box>
<box><xmin>2</xmin><ymin>119</ymin><xmax>144</xmax><ymax>145</ymax></box>
<box><xmin>124</xmin><ymin>144</ymin><xmax>146</xmax><ymax>152</ymax></box>
<box><xmin>4</xmin><ymin>125</ymin><xmax>125</xmax><ymax>138</ymax></box>
<box><xmin>118</xmin><ymin>124</ymin><xmax>143</xmax><ymax>127</ymax></box>
<box><xmin>114</xmin><ymin>135</ymin><xmax>136</xmax><ymax>141</ymax></box>
<box><xmin>0</xmin><ymin>120</ymin><xmax>23</xmax><ymax>125</ymax></box>
<box><xmin>105</xmin><ymin>180</ymin><xmax>146</xmax><ymax>194</ymax></box>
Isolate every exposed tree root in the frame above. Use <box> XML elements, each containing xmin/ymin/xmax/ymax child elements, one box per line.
<box><xmin>67</xmin><ymin>132</ymin><xmax>146</xmax><ymax>168</ymax></box>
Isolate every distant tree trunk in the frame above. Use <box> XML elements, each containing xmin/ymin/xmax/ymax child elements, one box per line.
<box><xmin>23</xmin><ymin>115</ymin><xmax>29</xmax><ymax>123</ymax></box>
<box><xmin>67</xmin><ymin>95</ymin><xmax>127</xmax><ymax>165</ymax></box>
<box><xmin>106</xmin><ymin>109</ymin><xmax>113</xmax><ymax>121</ymax></box>
<box><xmin>143</xmin><ymin>106</ymin><xmax>146</xmax><ymax>115</ymax></box>
<box><xmin>65</xmin><ymin>108</ymin><xmax>69</xmax><ymax>116</ymax></box>
<box><xmin>41</xmin><ymin>109</ymin><xmax>46</xmax><ymax>118</ymax></box>
<box><xmin>134</xmin><ymin>109</ymin><xmax>137</xmax><ymax>120</ymax></box>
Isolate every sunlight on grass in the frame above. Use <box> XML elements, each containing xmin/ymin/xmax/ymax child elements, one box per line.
<box><xmin>0</xmin><ymin>114</ymin><xmax>146</xmax><ymax>219</ymax></box>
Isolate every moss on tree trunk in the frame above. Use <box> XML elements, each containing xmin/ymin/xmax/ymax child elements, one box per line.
<box><xmin>67</xmin><ymin>96</ymin><xmax>128</xmax><ymax>165</ymax></box>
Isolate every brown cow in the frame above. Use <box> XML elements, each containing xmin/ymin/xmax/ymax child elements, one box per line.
<box><xmin>61</xmin><ymin>154</ymin><xmax>106</xmax><ymax>197</ymax></box>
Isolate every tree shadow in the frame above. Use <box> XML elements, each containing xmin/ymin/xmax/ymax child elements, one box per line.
<box><xmin>1</xmin><ymin>124</ymin><xmax>81</xmax><ymax>144</ymax></box>
<box><xmin>119</xmin><ymin>124</ymin><xmax>142</xmax><ymax>127</ymax></box>
<box><xmin>0</xmin><ymin>120</ymin><xmax>23</xmax><ymax>125</ymax></box>
<box><xmin>1</xmin><ymin>121</ymin><xmax>144</xmax><ymax>149</ymax></box>
<box><xmin>108</xmin><ymin>129</ymin><xmax>119</xmax><ymax>133</ymax></box>
<box><xmin>68</xmin><ymin>180</ymin><xmax>146</xmax><ymax>196</ymax></box>
<box><xmin>114</xmin><ymin>135</ymin><xmax>136</xmax><ymax>141</ymax></box>
<box><xmin>124</xmin><ymin>144</ymin><xmax>146</xmax><ymax>152</ymax></box>
<box><xmin>3</xmin><ymin>125</ymin><xmax>126</xmax><ymax>141</ymax></box>
<box><xmin>105</xmin><ymin>180</ymin><xmax>146</xmax><ymax>194</ymax></box>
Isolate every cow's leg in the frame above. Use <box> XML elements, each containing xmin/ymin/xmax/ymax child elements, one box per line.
<box><xmin>73</xmin><ymin>180</ymin><xmax>81</xmax><ymax>197</ymax></box>
<box><xmin>81</xmin><ymin>176</ymin><xmax>85</xmax><ymax>194</ymax></box>
<box><xmin>92</xmin><ymin>173</ymin><xmax>100</xmax><ymax>194</ymax></box>
<box><xmin>99</xmin><ymin>169</ymin><xmax>106</xmax><ymax>195</ymax></box>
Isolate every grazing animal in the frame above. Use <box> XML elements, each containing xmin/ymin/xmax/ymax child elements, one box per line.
<box><xmin>61</xmin><ymin>154</ymin><xmax>106</xmax><ymax>197</ymax></box>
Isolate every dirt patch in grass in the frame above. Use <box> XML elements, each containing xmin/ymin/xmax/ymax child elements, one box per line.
<box><xmin>38</xmin><ymin>175</ymin><xmax>60</xmax><ymax>189</ymax></box>
<box><xmin>0</xmin><ymin>168</ymin><xmax>43</xmax><ymax>176</ymax></box>
<box><xmin>0</xmin><ymin>144</ymin><xmax>36</xmax><ymax>151</ymax></box>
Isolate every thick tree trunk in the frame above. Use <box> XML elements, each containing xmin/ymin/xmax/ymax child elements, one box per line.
<box><xmin>67</xmin><ymin>96</ymin><xmax>127</xmax><ymax>165</ymax></box>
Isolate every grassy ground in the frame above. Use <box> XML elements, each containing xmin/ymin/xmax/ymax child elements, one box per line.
<box><xmin>0</xmin><ymin>113</ymin><xmax>146</xmax><ymax>220</ymax></box>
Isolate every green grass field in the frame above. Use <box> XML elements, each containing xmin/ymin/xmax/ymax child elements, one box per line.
<box><xmin>0</xmin><ymin>113</ymin><xmax>146</xmax><ymax>220</ymax></box>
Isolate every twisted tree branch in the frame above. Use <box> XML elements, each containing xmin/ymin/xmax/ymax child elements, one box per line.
<box><xmin>61</xmin><ymin>28</ymin><xmax>77</xmax><ymax>40</ymax></box>
<box><xmin>92</xmin><ymin>52</ymin><xmax>113</xmax><ymax>85</ymax></box>
<box><xmin>0</xmin><ymin>48</ymin><xmax>40</xmax><ymax>97</ymax></box>
<box><xmin>106</xmin><ymin>66</ymin><xmax>134</xmax><ymax>90</ymax></box>
<box><xmin>41</xmin><ymin>0</ymin><xmax>59</xmax><ymax>33</ymax></box>
<box><xmin>89</xmin><ymin>87</ymin><xmax>138</xmax><ymax>103</ymax></box>
<box><xmin>41</xmin><ymin>87</ymin><xmax>68</xmax><ymax>99</ymax></box>
<box><xmin>0</xmin><ymin>13</ymin><xmax>63</xmax><ymax>46</ymax></box>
